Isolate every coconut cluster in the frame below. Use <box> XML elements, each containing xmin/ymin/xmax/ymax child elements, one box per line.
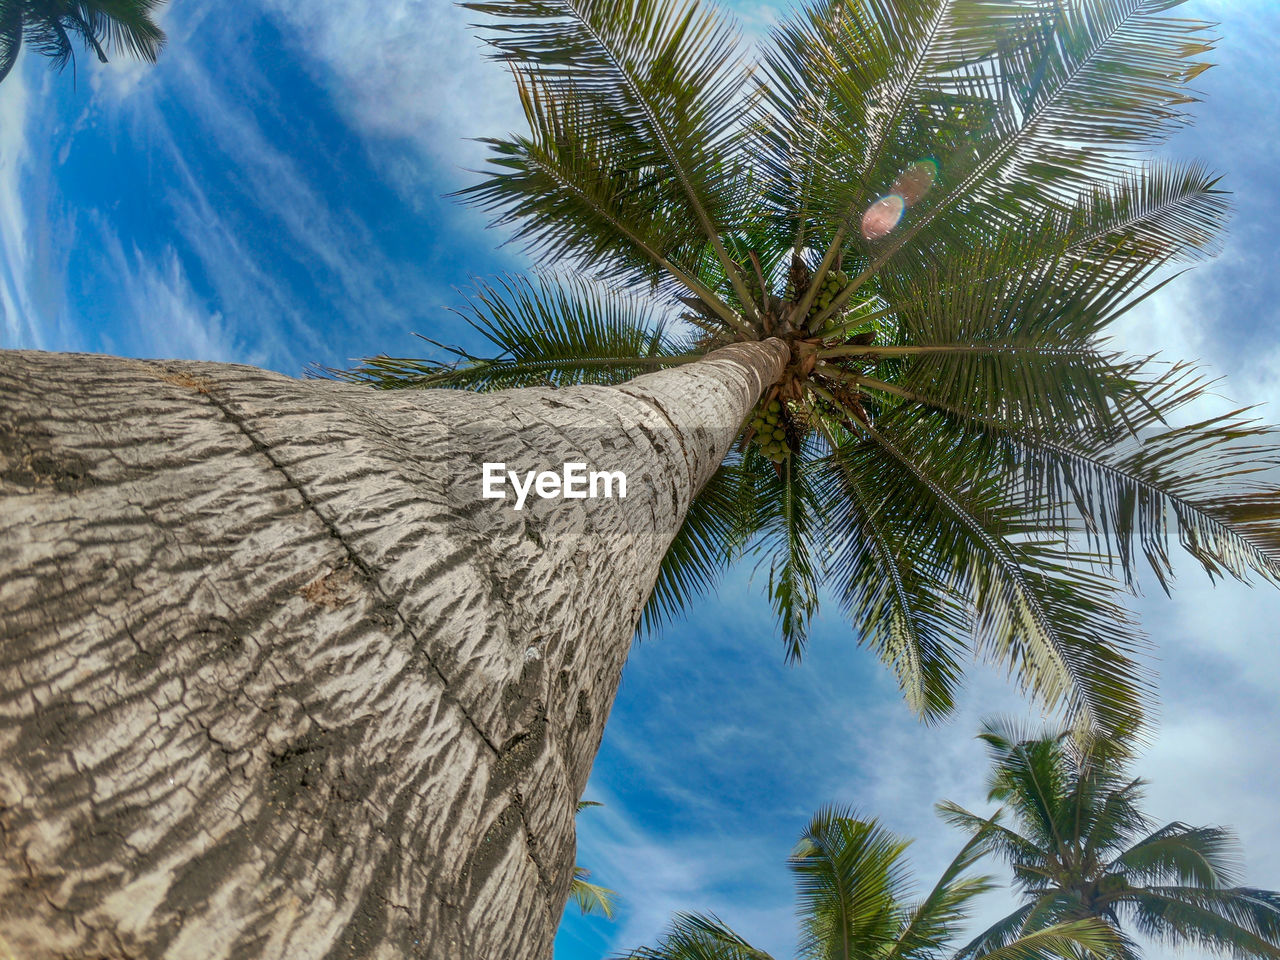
<box><xmin>751</xmin><ymin>398</ymin><xmax>790</xmax><ymax>463</ymax></box>
<box><xmin>807</xmin><ymin>268</ymin><xmax>850</xmax><ymax>321</ymax></box>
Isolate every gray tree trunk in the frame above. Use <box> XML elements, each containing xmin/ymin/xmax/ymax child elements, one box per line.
<box><xmin>0</xmin><ymin>339</ymin><xmax>789</xmax><ymax>960</ymax></box>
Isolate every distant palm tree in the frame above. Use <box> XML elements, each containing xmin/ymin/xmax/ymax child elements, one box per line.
<box><xmin>621</xmin><ymin>806</ymin><xmax>1114</xmax><ymax>960</ymax></box>
<box><xmin>943</xmin><ymin>720</ymin><xmax>1280</xmax><ymax>960</ymax></box>
<box><xmin>0</xmin><ymin>0</ymin><xmax>167</xmax><ymax>86</ymax></box>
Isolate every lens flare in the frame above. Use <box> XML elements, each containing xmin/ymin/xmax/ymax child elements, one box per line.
<box><xmin>861</xmin><ymin>194</ymin><xmax>906</xmax><ymax>240</ymax></box>
<box><xmin>893</xmin><ymin>158</ymin><xmax>938</xmax><ymax>206</ymax></box>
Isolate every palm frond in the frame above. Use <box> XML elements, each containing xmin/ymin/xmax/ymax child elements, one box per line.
<box><xmin>852</xmin><ymin>245</ymin><xmax>1162</xmax><ymax>436</ymax></box>
<box><xmin>619</xmin><ymin>912</ymin><xmax>777</xmax><ymax>960</ymax></box>
<box><xmin>0</xmin><ymin>0</ymin><xmax>22</xmax><ymax>84</ymax></box>
<box><xmin>790</xmin><ymin>807</ymin><xmax>913</xmax><ymax>960</ymax></box>
<box><xmin>972</xmin><ymin>917</ymin><xmax>1120</xmax><ymax>960</ymax></box>
<box><xmin>1123</xmin><ymin>887</ymin><xmax>1280</xmax><ymax>959</ymax></box>
<box><xmin>1064</xmin><ymin>161</ymin><xmax>1229</xmax><ymax>265</ymax></box>
<box><xmin>337</xmin><ymin>274</ymin><xmax>698</xmax><ymax>390</ymax></box>
<box><xmin>823</xmin><ymin>397</ymin><xmax>1150</xmax><ymax>730</ymax></box>
<box><xmin>747</xmin><ymin>446</ymin><xmax>824</xmax><ymax>661</ymax></box>
<box><xmin>1076</xmin><ymin>777</ymin><xmax>1148</xmax><ymax>869</ymax></box>
<box><xmin>758</xmin><ymin>0</ymin><xmax>976</xmax><ymax>254</ymax></box>
<box><xmin>24</xmin><ymin>12</ymin><xmax>76</xmax><ymax>73</ymax></box>
<box><xmin>640</xmin><ymin>458</ymin><xmax>755</xmax><ymax>635</ymax></box>
<box><xmin>80</xmin><ymin>0</ymin><xmax>167</xmax><ymax>63</ymax></box>
<box><xmin>953</xmin><ymin>900</ymin><xmax>1039</xmax><ymax>960</ymax></box>
<box><xmin>1016</xmin><ymin>367</ymin><xmax>1280</xmax><ymax>592</ymax></box>
<box><xmin>820</xmin><ymin>436</ymin><xmax>970</xmax><ymax>722</ymax></box>
<box><xmin>888</xmin><ymin>829</ymin><xmax>998</xmax><ymax>960</ymax></box>
<box><xmin>457</xmin><ymin>75</ymin><xmax>734</xmax><ymax>316</ymax></box>
<box><xmin>810</xmin><ymin>0</ymin><xmax>1217</xmax><ymax>326</ymax></box>
<box><xmin>935</xmin><ymin>801</ymin><xmax>1050</xmax><ymax>882</ymax></box>
<box><xmin>571</xmin><ymin>866</ymin><xmax>618</xmax><ymax>918</ymax></box>
<box><xmin>1110</xmin><ymin>823</ymin><xmax>1242</xmax><ymax>889</ymax></box>
<box><xmin>463</xmin><ymin>0</ymin><xmax>760</xmax><ymax>316</ymax></box>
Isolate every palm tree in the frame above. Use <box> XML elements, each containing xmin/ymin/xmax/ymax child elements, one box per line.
<box><xmin>4</xmin><ymin>0</ymin><xmax>1280</xmax><ymax>957</ymax></box>
<box><xmin>346</xmin><ymin>0</ymin><xmax>1280</xmax><ymax>731</ymax></box>
<box><xmin>0</xmin><ymin>0</ymin><xmax>167</xmax><ymax>86</ymax></box>
<box><xmin>942</xmin><ymin>721</ymin><xmax>1280</xmax><ymax>960</ymax></box>
<box><xmin>620</xmin><ymin>806</ymin><xmax>1116</xmax><ymax>960</ymax></box>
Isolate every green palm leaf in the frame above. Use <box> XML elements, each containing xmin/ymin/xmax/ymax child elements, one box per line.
<box><xmin>0</xmin><ymin>0</ymin><xmax>22</xmax><ymax>83</ymax></box>
<box><xmin>622</xmin><ymin>912</ymin><xmax>778</xmax><ymax>960</ymax></box>
<box><xmin>641</xmin><ymin>457</ymin><xmax>756</xmax><ymax>634</ymax></box>
<box><xmin>571</xmin><ymin>866</ymin><xmax>618</xmax><ymax>919</ymax></box>
<box><xmin>1110</xmin><ymin>823</ymin><xmax>1240</xmax><ymax>888</ymax></box>
<box><xmin>790</xmin><ymin>807</ymin><xmax>913</xmax><ymax>960</ymax></box>
<box><xmin>463</xmin><ymin>0</ymin><xmax>761</xmax><ymax>318</ymax></box>
<box><xmin>3</xmin><ymin>0</ymin><xmax>166</xmax><ymax>81</ymax></box>
<box><xmin>821</xmin><ymin>436</ymin><xmax>971</xmax><ymax>722</ymax></box>
<box><xmin>569</xmin><ymin>799</ymin><xmax>619</xmax><ymax>920</ymax></box>
<box><xmin>1124</xmin><ymin>888</ymin><xmax>1280</xmax><ymax>959</ymax></box>
<box><xmin>748</xmin><ymin>445</ymin><xmax>824</xmax><ymax>660</ymax></box>
<box><xmin>337</xmin><ymin>274</ymin><xmax>697</xmax><ymax>390</ymax></box>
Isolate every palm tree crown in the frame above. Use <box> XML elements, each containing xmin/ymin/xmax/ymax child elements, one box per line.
<box><xmin>0</xmin><ymin>0</ymin><xmax>167</xmax><ymax>86</ymax></box>
<box><xmin>621</xmin><ymin>806</ymin><xmax>1115</xmax><ymax>960</ymax></box>
<box><xmin>944</xmin><ymin>720</ymin><xmax>1280</xmax><ymax>960</ymax></box>
<box><xmin>341</xmin><ymin>0</ymin><xmax>1280</xmax><ymax>731</ymax></box>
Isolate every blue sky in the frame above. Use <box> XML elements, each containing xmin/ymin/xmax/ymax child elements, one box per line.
<box><xmin>2</xmin><ymin>2</ymin><xmax>1280</xmax><ymax>958</ymax></box>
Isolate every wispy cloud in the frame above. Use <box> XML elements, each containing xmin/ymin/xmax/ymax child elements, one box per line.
<box><xmin>254</xmin><ymin>0</ymin><xmax>523</xmax><ymax>189</ymax></box>
<box><xmin>574</xmin><ymin>780</ymin><xmax>796</xmax><ymax>957</ymax></box>
<box><xmin>95</xmin><ymin>225</ymin><xmax>262</xmax><ymax>365</ymax></box>
<box><xmin>5</xmin><ymin>0</ymin><xmax>464</xmax><ymax>374</ymax></box>
<box><xmin>0</xmin><ymin>67</ymin><xmax>40</xmax><ymax>349</ymax></box>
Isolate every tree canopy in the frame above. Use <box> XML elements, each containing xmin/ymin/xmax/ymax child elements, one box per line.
<box><xmin>340</xmin><ymin>0</ymin><xmax>1280</xmax><ymax>732</ymax></box>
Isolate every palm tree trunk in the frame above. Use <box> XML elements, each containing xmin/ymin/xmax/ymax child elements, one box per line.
<box><xmin>0</xmin><ymin>338</ymin><xmax>789</xmax><ymax>960</ymax></box>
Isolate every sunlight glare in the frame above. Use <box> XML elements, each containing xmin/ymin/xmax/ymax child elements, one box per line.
<box><xmin>861</xmin><ymin>194</ymin><xmax>906</xmax><ymax>240</ymax></box>
<box><xmin>893</xmin><ymin>158</ymin><xmax>938</xmax><ymax>206</ymax></box>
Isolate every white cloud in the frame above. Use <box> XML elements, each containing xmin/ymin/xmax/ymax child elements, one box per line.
<box><xmin>0</xmin><ymin>65</ymin><xmax>40</xmax><ymax>349</ymax></box>
<box><xmin>253</xmin><ymin>0</ymin><xmax>523</xmax><ymax>190</ymax></box>
<box><xmin>71</xmin><ymin>5</ymin><xmax>459</xmax><ymax>373</ymax></box>
<box><xmin>101</xmin><ymin>230</ymin><xmax>260</xmax><ymax>365</ymax></box>
<box><xmin>575</xmin><ymin>782</ymin><xmax>795</xmax><ymax>955</ymax></box>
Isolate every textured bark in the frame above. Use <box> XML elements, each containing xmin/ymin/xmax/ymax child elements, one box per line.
<box><xmin>0</xmin><ymin>339</ymin><xmax>789</xmax><ymax>960</ymax></box>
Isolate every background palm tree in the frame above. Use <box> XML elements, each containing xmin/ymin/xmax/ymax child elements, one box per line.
<box><xmin>342</xmin><ymin>0</ymin><xmax>1280</xmax><ymax>735</ymax></box>
<box><xmin>621</xmin><ymin>806</ymin><xmax>1115</xmax><ymax>960</ymax></box>
<box><xmin>0</xmin><ymin>0</ymin><xmax>167</xmax><ymax>86</ymax></box>
<box><xmin>943</xmin><ymin>720</ymin><xmax>1280</xmax><ymax>960</ymax></box>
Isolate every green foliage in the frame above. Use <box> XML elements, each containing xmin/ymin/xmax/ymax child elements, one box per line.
<box><xmin>944</xmin><ymin>720</ymin><xmax>1280</xmax><ymax>960</ymax></box>
<box><xmin>571</xmin><ymin>866</ymin><xmax>618</xmax><ymax>919</ymax></box>
<box><xmin>618</xmin><ymin>806</ymin><xmax>1117</xmax><ymax>960</ymax></box>
<box><xmin>345</xmin><ymin>0</ymin><xmax>1280</xmax><ymax>733</ymax></box>
<box><xmin>337</xmin><ymin>274</ymin><xmax>696</xmax><ymax>391</ymax></box>
<box><xmin>0</xmin><ymin>0</ymin><xmax>167</xmax><ymax>85</ymax></box>
<box><xmin>570</xmin><ymin>800</ymin><xmax>619</xmax><ymax>920</ymax></box>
